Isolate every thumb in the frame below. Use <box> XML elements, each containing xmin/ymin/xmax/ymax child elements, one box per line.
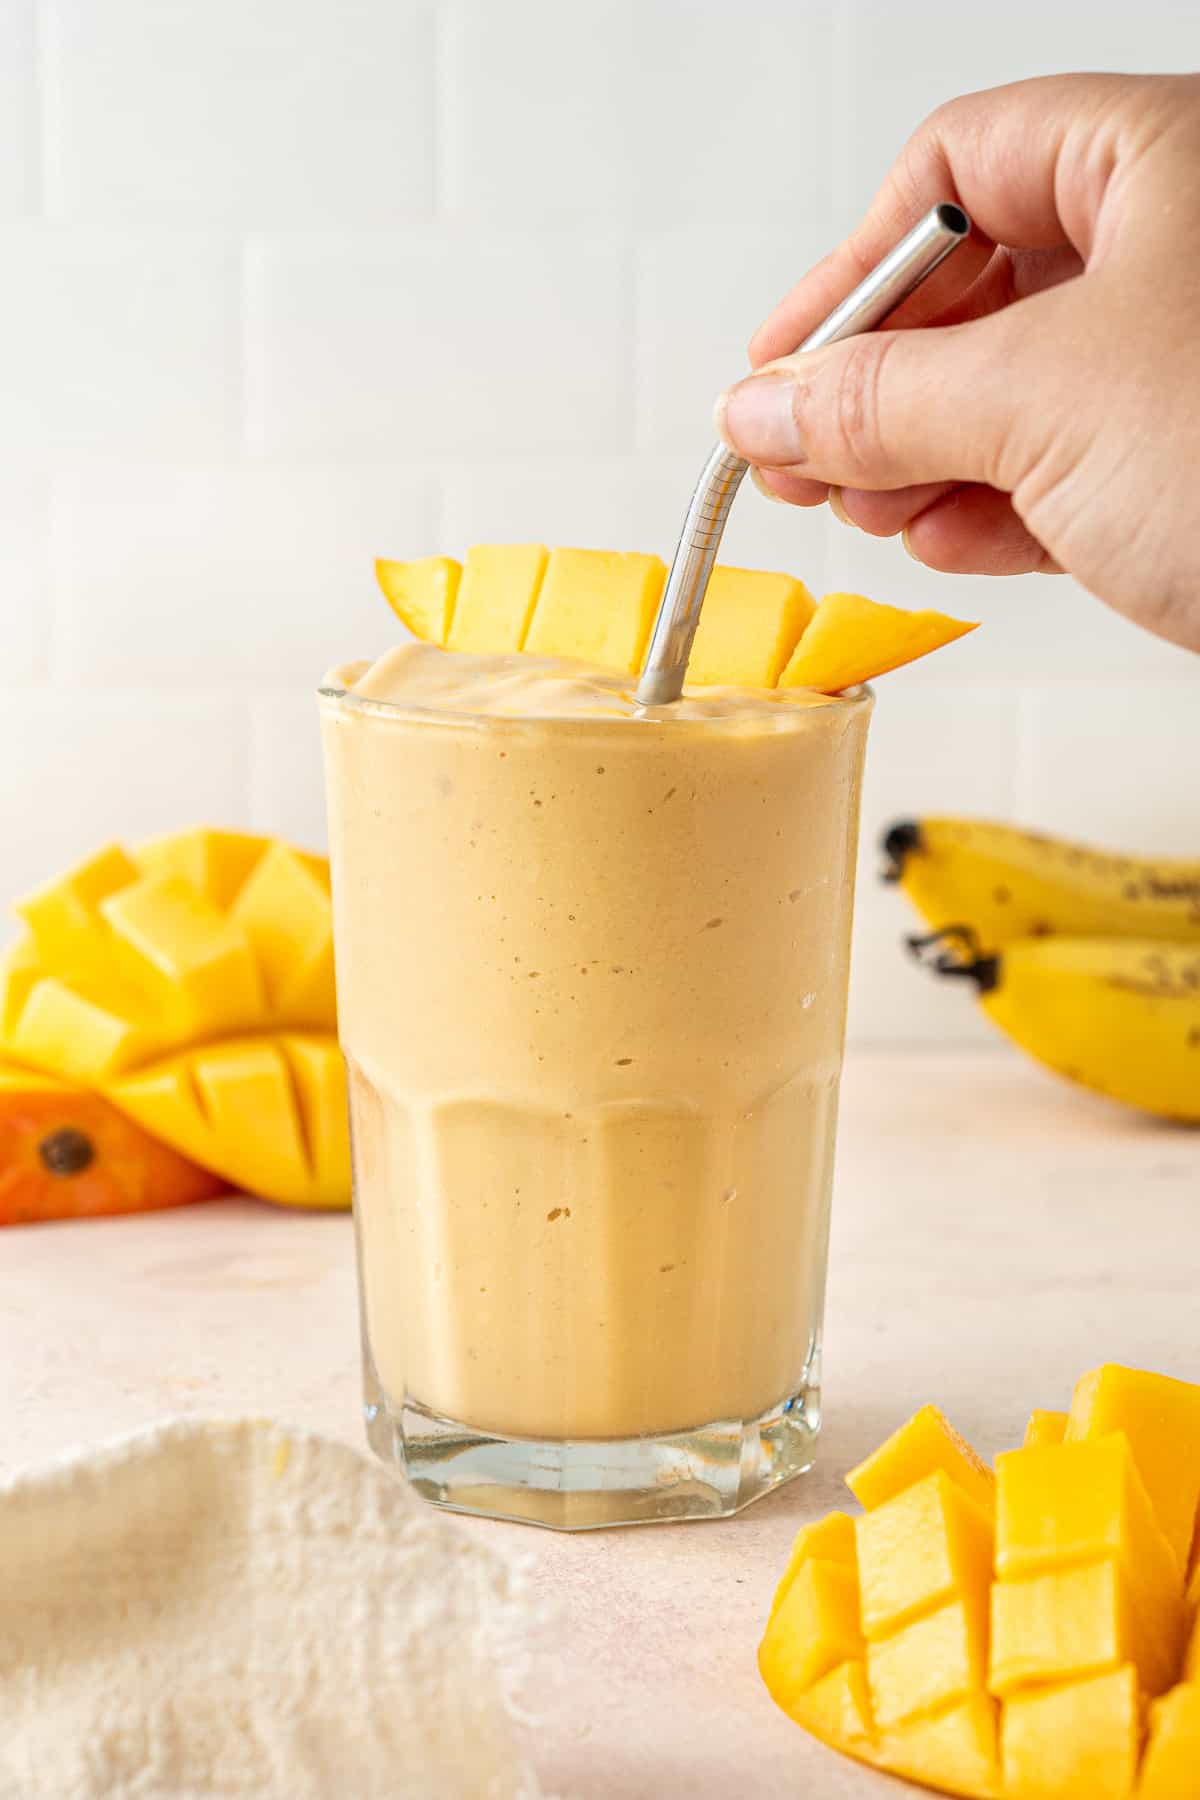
<box><xmin>715</xmin><ymin>309</ymin><xmax>1039</xmax><ymax>494</ymax></box>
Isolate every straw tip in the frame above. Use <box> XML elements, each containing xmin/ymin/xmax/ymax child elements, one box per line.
<box><xmin>935</xmin><ymin>202</ymin><xmax>970</xmax><ymax>237</ymax></box>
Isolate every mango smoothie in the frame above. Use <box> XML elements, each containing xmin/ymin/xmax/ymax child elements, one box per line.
<box><xmin>320</xmin><ymin>640</ymin><xmax>871</xmax><ymax>1526</ymax></box>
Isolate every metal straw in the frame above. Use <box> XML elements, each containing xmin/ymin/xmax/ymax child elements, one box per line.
<box><xmin>635</xmin><ymin>202</ymin><xmax>971</xmax><ymax>706</ymax></box>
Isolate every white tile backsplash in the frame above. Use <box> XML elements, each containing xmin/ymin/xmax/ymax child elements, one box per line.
<box><xmin>2</xmin><ymin>0</ymin><xmax>1198</xmax><ymax>1044</ymax></box>
<box><xmin>51</xmin><ymin>467</ymin><xmax>434</xmax><ymax>688</ymax></box>
<box><xmin>0</xmin><ymin>229</ymin><xmax>236</xmax><ymax>459</ymax></box>
<box><xmin>0</xmin><ymin>693</ymin><xmax>248</xmax><ymax>936</ymax></box>
<box><xmin>0</xmin><ymin>0</ymin><xmax>37</xmax><ymax>216</ymax></box>
<box><xmin>246</xmin><ymin>232</ymin><xmax>633</xmax><ymax>458</ymax></box>
<box><xmin>0</xmin><ymin>474</ymin><xmax>47</xmax><ymax>680</ymax></box>
<box><xmin>43</xmin><ymin>0</ymin><xmax>436</xmax><ymax>224</ymax></box>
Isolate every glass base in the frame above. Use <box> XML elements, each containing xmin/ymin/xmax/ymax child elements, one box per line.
<box><xmin>362</xmin><ymin>1355</ymin><xmax>822</xmax><ymax>1531</ymax></box>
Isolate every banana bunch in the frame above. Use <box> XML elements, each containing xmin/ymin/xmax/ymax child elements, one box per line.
<box><xmin>885</xmin><ymin>818</ymin><xmax>1200</xmax><ymax>1122</ymax></box>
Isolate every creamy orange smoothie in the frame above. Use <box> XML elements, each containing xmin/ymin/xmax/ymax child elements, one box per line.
<box><xmin>320</xmin><ymin>641</ymin><xmax>870</xmax><ymax>1517</ymax></box>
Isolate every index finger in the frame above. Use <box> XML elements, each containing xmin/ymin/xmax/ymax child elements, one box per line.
<box><xmin>748</xmin><ymin>70</ymin><xmax>1139</xmax><ymax>367</ymax></box>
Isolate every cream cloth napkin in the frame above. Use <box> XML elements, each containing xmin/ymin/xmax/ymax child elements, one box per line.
<box><xmin>0</xmin><ymin>1419</ymin><xmax>543</xmax><ymax>1800</ymax></box>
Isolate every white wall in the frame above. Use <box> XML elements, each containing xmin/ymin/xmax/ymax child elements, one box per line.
<box><xmin>3</xmin><ymin>0</ymin><xmax>1198</xmax><ymax>1044</ymax></box>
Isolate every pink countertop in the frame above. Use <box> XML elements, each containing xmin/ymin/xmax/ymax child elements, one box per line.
<box><xmin>4</xmin><ymin>1051</ymin><xmax>1198</xmax><ymax>1797</ymax></box>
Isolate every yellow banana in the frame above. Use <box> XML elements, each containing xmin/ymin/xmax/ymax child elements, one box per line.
<box><xmin>883</xmin><ymin>817</ymin><xmax>1200</xmax><ymax>950</ymax></box>
<box><xmin>909</xmin><ymin>928</ymin><xmax>1200</xmax><ymax>1122</ymax></box>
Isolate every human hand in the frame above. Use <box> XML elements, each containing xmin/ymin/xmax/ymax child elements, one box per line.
<box><xmin>714</xmin><ymin>73</ymin><xmax>1200</xmax><ymax>653</ymax></box>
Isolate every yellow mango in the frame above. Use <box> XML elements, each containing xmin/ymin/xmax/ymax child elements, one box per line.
<box><xmin>1024</xmin><ymin>1409</ymin><xmax>1069</xmax><ymax>1450</ymax></box>
<box><xmin>9</xmin><ymin>977</ymin><xmax>157</xmax><ymax>1084</ymax></box>
<box><xmin>995</xmin><ymin>1439</ymin><xmax>1183</xmax><ymax>1650</ymax></box>
<box><xmin>280</xmin><ymin>1035</ymin><xmax>350</xmax><ymax>1200</ymax></box>
<box><xmin>867</xmin><ymin>1592</ymin><xmax>990</xmax><ymax>1729</ymax></box>
<box><xmin>134</xmin><ymin>828</ymin><xmax>268</xmax><ymax>910</ymax></box>
<box><xmin>446</xmin><ymin>543</ymin><xmax>549</xmax><ymax>654</ymax></box>
<box><xmin>880</xmin><ymin>1694</ymin><xmax>999</xmax><ymax>1798</ymax></box>
<box><xmin>757</xmin><ymin>1558</ymin><xmax>863</xmax><ymax>1717</ymax></box>
<box><xmin>792</xmin><ymin>1658</ymin><xmax>876</xmax><ymax>1748</ymax></box>
<box><xmin>769</xmin><ymin>1511</ymin><xmax>858</xmax><ymax>1620</ymax></box>
<box><xmin>100</xmin><ymin>876</ymin><xmax>264</xmax><ymax>1040</ymax></box>
<box><xmin>1000</xmin><ymin>1664</ymin><xmax>1141</xmax><ymax>1799</ymax></box>
<box><xmin>375</xmin><ymin>555</ymin><xmax>461</xmax><ymax>645</ymax></box>
<box><xmin>779</xmin><ymin>591</ymin><xmax>977</xmax><ymax>693</ymax></box>
<box><xmin>685</xmin><ymin>565</ymin><xmax>815</xmax><ymax>687</ymax></box>
<box><xmin>1139</xmin><ymin>1683</ymin><xmax>1200</xmax><ymax>1798</ymax></box>
<box><xmin>1066</xmin><ymin>1365</ymin><xmax>1200</xmax><ymax>1576</ymax></box>
<box><xmin>0</xmin><ymin>936</ymin><xmax>43</xmax><ymax>1039</ymax></box>
<box><xmin>230</xmin><ymin>843</ymin><xmax>335</xmax><ymax>1027</ymax></box>
<box><xmin>15</xmin><ymin>843</ymin><xmax>138</xmax><ymax>968</ymax></box>
<box><xmin>856</xmin><ymin>1469</ymin><xmax>994</xmax><ymax>1641</ymax></box>
<box><xmin>847</xmin><ymin>1403</ymin><xmax>995</xmax><ymax>1516</ymax></box>
<box><xmin>1185</xmin><ymin>1610</ymin><xmax>1200</xmax><ymax>1682</ymax></box>
<box><xmin>990</xmin><ymin>1561</ymin><xmax>1174</xmax><ymax>1700</ymax></box>
<box><xmin>109</xmin><ymin>1033</ymin><xmax>348</xmax><ymax>1209</ymax></box>
<box><xmin>524</xmin><ymin>548</ymin><xmax>666</xmax><ymax>674</ymax></box>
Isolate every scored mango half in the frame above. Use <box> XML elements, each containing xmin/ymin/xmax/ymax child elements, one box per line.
<box><xmin>375</xmin><ymin>545</ymin><xmax>975</xmax><ymax>692</ymax></box>
<box><xmin>0</xmin><ymin>829</ymin><xmax>348</xmax><ymax>1209</ymax></box>
<box><xmin>760</xmin><ymin>1364</ymin><xmax>1200</xmax><ymax>1798</ymax></box>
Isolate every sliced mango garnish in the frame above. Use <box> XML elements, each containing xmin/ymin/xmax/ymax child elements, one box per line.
<box><xmin>760</xmin><ymin>1365</ymin><xmax>1200</xmax><ymax>1798</ymax></box>
<box><xmin>779</xmin><ymin>590</ymin><xmax>977</xmax><ymax>693</ymax></box>
<box><xmin>374</xmin><ymin>545</ymin><xmax>976</xmax><ymax>690</ymax></box>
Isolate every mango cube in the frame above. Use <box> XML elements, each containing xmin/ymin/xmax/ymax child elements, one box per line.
<box><xmin>847</xmin><ymin>1403</ymin><xmax>995</xmax><ymax>1515</ymax></box>
<box><xmin>1066</xmin><ymin>1365</ymin><xmax>1200</xmax><ymax>1575</ymax></box>
<box><xmin>856</xmin><ymin>1469</ymin><xmax>993</xmax><ymax>1640</ymax></box>
<box><xmin>0</xmin><ymin>936</ymin><xmax>43</xmax><ymax>1039</ymax></box>
<box><xmin>446</xmin><ymin>543</ymin><xmax>548</xmax><ymax>654</ymax></box>
<box><xmin>280</xmin><ymin>1034</ymin><xmax>350</xmax><ymax>1200</ymax></box>
<box><xmin>15</xmin><ymin>843</ymin><xmax>138</xmax><ymax>968</ymax></box>
<box><xmin>867</xmin><ymin>1593</ymin><xmax>989</xmax><ymax>1729</ymax></box>
<box><xmin>10</xmin><ymin>977</ymin><xmax>156</xmax><ymax>1083</ymax></box>
<box><xmin>100</xmin><ymin>876</ymin><xmax>264</xmax><ymax>1039</ymax></box>
<box><xmin>757</xmin><ymin>1558</ymin><xmax>863</xmax><ymax>1716</ymax></box>
<box><xmin>791</xmin><ymin>1658</ymin><xmax>875</xmax><ymax>1748</ymax></box>
<box><xmin>686</xmin><ymin>566</ymin><xmax>815</xmax><ymax>687</ymax></box>
<box><xmin>524</xmin><ymin>548</ymin><xmax>665</xmax><ymax>675</ymax></box>
<box><xmin>1000</xmin><ymin>1664</ymin><xmax>1141</xmax><ymax>1800</ymax></box>
<box><xmin>995</xmin><ymin>1439</ymin><xmax>1183</xmax><ymax>1650</ymax></box>
<box><xmin>779</xmin><ymin>591</ymin><xmax>977</xmax><ymax>693</ymax></box>
<box><xmin>1139</xmin><ymin>1683</ymin><xmax>1200</xmax><ymax>1798</ymax></box>
<box><xmin>231</xmin><ymin>844</ymin><xmax>335</xmax><ymax>1026</ymax></box>
<box><xmin>375</xmin><ymin>555</ymin><xmax>462</xmax><ymax>645</ymax></box>
<box><xmin>134</xmin><ymin>828</ymin><xmax>268</xmax><ymax>910</ymax></box>
<box><xmin>990</xmin><ymin>1560</ymin><xmax>1174</xmax><ymax>1700</ymax></box>
<box><xmin>769</xmin><ymin>1511</ymin><xmax>858</xmax><ymax>1621</ymax></box>
<box><xmin>1024</xmin><ymin>1409</ymin><xmax>1069</xmax><ymax>1450</ymax></box>
<box><xmin>880</xmin><ymin>1694</ymin><xmax>998</xmax><ymax>1796</ymax></box>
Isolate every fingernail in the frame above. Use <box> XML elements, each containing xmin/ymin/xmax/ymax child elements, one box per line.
<box><xmin>713</xmin><ymin>370</ymin><xmax>804</xmax><ymax>463</ymax></box>
<box><xmin>901</xmin><ymin>527</ymin><xmax>923</xmax><ymax>564</ymax></box>
<box><xmin>828</xmin><ymin>486</ymin><xmax>852</xmax><ymax>527</ymax></box>
<box><xmin>750</xmin><ymin>465</ymin><xmax>792</xmax><ymax>506</ymax></box>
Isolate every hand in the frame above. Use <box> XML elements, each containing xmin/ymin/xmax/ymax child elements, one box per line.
<box><xmin>714</xmin><ymin>73</ymin><xmax>1200</xmax><ymax>653</ymax></box>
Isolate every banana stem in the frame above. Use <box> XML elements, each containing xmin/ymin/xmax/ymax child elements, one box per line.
<box><xmin>906</xmin><ymin>927</ymin><xmax>1001</xmax><ymax>994</ymax></box>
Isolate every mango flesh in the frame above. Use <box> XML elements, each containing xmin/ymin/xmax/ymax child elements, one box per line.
<box><xmin>2</xmin><ymin>832</ymin><xmax>346</xmax><ymax>1209</ymax></box>
<box><xmin>1066</xmin><ymin>1365</ymin><xmax>1200</xmax><ymax>1576</ymax></box>
<box><xmin>1000</xmin><ymin>1664</ymin><xmax>1141</xmax><ymax>1799</ymax></box>
<box><xmin>778</xmin><ymin>590</ymin><xmax>977</xmax><ymax>692</ymax></box>
<box><xmin>523</xmin><ymin>548</ymin><xmax>665</xmax><ymax>674</ymax></box>
<box><xmin>760</xmin><ymin>1366</ymin><xmax>1200</xmax><ymax>1799</ymax></box>
<box><xmin>1139</xmin><ymin>1683</ymin><xmax>1200</xmax><ymax>1797</ymax></box>
<box><xmin>757</xmin><ymin>1558</ymin><xmax>863</xmax><ymax>1715</ymax></box>
<box><xmin>373</xmin><ymin>546</ymin><xmax>975</xmax><ymax>689</ymax></box>
<box><xmin>685</xmin><ymin>565</ymin><xmax>815</xmax><ymax>686</ymax></box>
<box><xmin>847</xmin><ymin>1402</ymin><xmax>996</xmax><ymax>1516</ymax></box>
<box><xmin>1023</xmin><ymin>1409</ymin><xmax>1069</xmax><ymax>1450</ymax></box>
<box><xmin>447</xmin><ymin>543</ymin><xmax>548</xmax><ymax>653</ymax></box>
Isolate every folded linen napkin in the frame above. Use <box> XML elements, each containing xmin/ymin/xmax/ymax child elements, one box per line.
<box><xmin>0</xmin><ymin>1418</ymin><xmax>542</xmax><ymax>1800</ymax></box>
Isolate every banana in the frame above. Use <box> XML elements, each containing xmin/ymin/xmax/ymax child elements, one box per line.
<box><xmin>909</xmin><ymin>928</ymin><xmax>1200</xmax><ymax>1122</ymax></box>
<box><xmin>883</xmin><ymin>817</ymin><xmax>1200</xmax><ymax>950</ymax></box>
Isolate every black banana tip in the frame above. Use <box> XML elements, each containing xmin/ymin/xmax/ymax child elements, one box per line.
<box><xmin>906</xmin><ymin>927</ymin><xmax>1000</xmax><ymax>995</ymax></box>
<box><xmin>881</xmin><ymin>819</ymin><xmax>924</xmax><ymax>883</ymax></box>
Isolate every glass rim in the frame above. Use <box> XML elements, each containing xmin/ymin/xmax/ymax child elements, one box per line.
<box><xmin>317</xmin><ymin>677</ymin><xmax>874</xmax><ymax>735</ymax></box>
